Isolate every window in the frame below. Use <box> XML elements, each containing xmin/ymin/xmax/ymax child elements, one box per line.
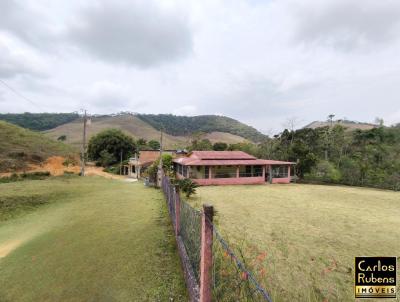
<box><xmin>254</xmin><ymin>165</ymin><xmax>262</xmax><ymax>176</ymax></box>
<box><xmin>214</xmin><ymin>166</ymin><xmax>237</xmax><ymax>178</ymax></box>
<box><xmin>272</xmin><ymin>166</ymin><xmax>288</xmax><ymax>178</ymax></box>
<box><xmin>204</xmin><ymin>166</ymin><xmax>209</xmax><ymax>178</ymax></box>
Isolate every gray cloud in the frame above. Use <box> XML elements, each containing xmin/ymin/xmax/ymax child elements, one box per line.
<box><xmin>0</xmin><ymin>41</ymin><xmax>45</xmax><ymax>78</ymax></box>
<box><xmin>291</xmin><ymin>0</ymin><xmax>400</xmax><ymax>50</ymax></box>
<box><xmin>0</xmin><ymin>0</ymin><xmax>399</xmax><ymax>131</ymax></box>
<box><xmin>68</xmin><ymin>0</ymin><xmax>192</xmax><ymax>67</ymax></box>
<box><xmin>0</xmin><ymin>0</ymin><xmax>55</xmax><ymax>49</ymax></box>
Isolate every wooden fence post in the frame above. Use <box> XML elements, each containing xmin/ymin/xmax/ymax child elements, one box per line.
<box><xmin>200</xmin><ymin>204</ymin><xmax>214</xmax><ymax>302</ymax></box>
<box><xmin>174</xmin><ymin>185</ymin><xmax>181</xmax><ymax>236</ymax></box>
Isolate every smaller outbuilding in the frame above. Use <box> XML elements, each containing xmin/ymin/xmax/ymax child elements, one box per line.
<box><xmin>124</xmin><ymin>149</ymin><xmax>187</xmax><ymax>179</ymax></box>
<box><xmin>173</xmin><ymin>151</ymin><xmax>295</xmax><ymax>185</ymax></box>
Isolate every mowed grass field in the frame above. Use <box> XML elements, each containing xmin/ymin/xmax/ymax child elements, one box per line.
<box><xmin>191</xmin><ymin>184</ymin><xmax>400</xmax><ymax>302</ymax></box>
<box><xmin>0</xmin><ymin>176</ymin><xmax>187</xmax><ymax>301</ymax></box>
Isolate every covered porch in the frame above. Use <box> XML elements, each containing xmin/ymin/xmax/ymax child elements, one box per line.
<box><xmin>174</xmin><ymin>163</ymin><xmax>293</xmax><ymax>185</ymax></box>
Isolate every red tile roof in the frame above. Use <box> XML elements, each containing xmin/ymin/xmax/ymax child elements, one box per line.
<box><xmin>173</xmin><ymin>151</ymin><xmax>295</xmax><ymax>166</ymax></box>
<box><xmin>190</xmin><ymin>151</ymin><xmax>256</xmax><ymax>160</ymax></box>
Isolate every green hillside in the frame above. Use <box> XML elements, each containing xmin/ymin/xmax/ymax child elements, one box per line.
<box><xmin>44</xmin><ymin>114</ymin><xmax>250</xmax><ymax>149</ymax></box>
<box><xmin>0</xmin><ymin>113</ymin><xmax>79</xmax><ymax>131</ymax></box>
<box><xmin>136</xmin><ymin>114</ymin><xmax>268</xmax><ymax>142</ymax></box>
<box><xmin>0</xmin><ymin>121</ymin><xmax>76</xmax><ymax>172</ymax></box>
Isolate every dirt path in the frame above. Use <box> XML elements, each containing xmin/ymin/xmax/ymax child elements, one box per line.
<box><xmin>84</xmin><ymin>166</ymin><xmax>125</xmax><ymax>180</ymax></box>
<box><xmin>0</xmin><ymin>240</ymin><xmax>22</xmax><ymax>258</ymax></box>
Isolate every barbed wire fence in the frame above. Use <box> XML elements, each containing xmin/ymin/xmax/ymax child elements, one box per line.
<box><xmin>161</xmin><ymin>174</ymin><xmax>273</xmax><ymax>302</ymax></box>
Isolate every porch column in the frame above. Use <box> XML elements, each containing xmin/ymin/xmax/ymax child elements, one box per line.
<box><xmin>236</xmin><ymin>166</ymin><xmax>239</xmax><ymax>178</ymax></box>
<box><xmin>287</xmin><ymin>165</ymin><xmax>291</xmax><ymax>181</ymax></box>
<box><xmin>262</xmin><ymin>165</ymin><xmax>265</xmax><ymax>178</ymax></box>
<box><xmin>209</xmin><ymin>166</ymin><xmax>212</xmax><ymax>179</ymax></box>
<box><xmin>268</xmin><ymin>165</ymin><xmax>272</xmax><ymax>183</ymax></box>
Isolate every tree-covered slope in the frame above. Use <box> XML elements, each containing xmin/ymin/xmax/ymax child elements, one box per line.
<box><xmin>0</xmin><ymin>113</ymin><xmax>79</xmax><ymax>131</ymax></box>
<box><xmin>269</xmin><ymin>125</ymin><xmax>400</xmax><ymax>190</ymax></box>
<box><xmin>136</xmin><ymin>114</ymin><xmax>268</xmax><ymax>142</ymax></box>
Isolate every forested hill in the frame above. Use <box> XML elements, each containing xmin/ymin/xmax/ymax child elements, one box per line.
<box><xmin>136</xmin><ymin>114</ymin><xmax>268</xmax><ymax>142</ymax></box>
<box><xmin>0</xmin><ymin>113</ymin><xmax>79</xmax><ymax>131</ymax></box>
<box><xmin>0</xmin><ymin>112</ymin><xmax>267</xmax><ymax>142</ymax></box>
<box><xmin>267</xmin><ymin>124</ymin><xmax>400</xmax><ymax>190</ymax></box>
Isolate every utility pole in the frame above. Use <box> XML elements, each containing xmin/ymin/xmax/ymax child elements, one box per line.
<box><xmin>159</xmin><ymin>129</ymin><xmax>163</xmax><ymax>168</ymax></box>
<box><xmin>157</xmin><ymin>128</ymin><xmax>164</xmax><ymax>187</ymax></box>
<box><xmin>80</xmin><ymin>110</ymin><xmax>88</xmax><ymax>176</ymax></box>
<box><xmin>120</xmin><ymin>150</ymin><xmax>123</xmax><ymax>175</ymax></box>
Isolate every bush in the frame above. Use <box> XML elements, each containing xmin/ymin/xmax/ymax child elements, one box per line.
<box><xmin>177</xmin><ymin>178</ymin><xmax>199</xmax><ymax>198</ymax></box>
<box><xmin>147</xmin><ymin>154</ymin><xmax>174</xmax><ymax>181</ymax></box>
<box><xmin>63</xmin><ymin>156</ymin><xmax>78</xmax><ymax>167</ymax></box>
<box><xmin>213</xmin><ymin>142</ymin><xmax>228</xmax><ymax>151</ymax></box>
<box><xmin>63</xmin><ymin>171</ymin><xmax>77</xmax><ymax>175</ymax></box>
<box><xmin>0</xmin><ymin>171</ymin><xmax>51</xmax><ymax>183</ymax></box>
<box><xmin>148</xmin><ymin>140</ymin><xmax>160</xmax><ymax>150</ymax></box>
<box><xmin>305</xmin><ymin>160</ymin><xmax>342</xmax><ymax>183</ymax></box>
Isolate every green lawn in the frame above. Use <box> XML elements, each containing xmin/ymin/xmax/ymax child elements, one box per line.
<box><xmin>0</xmin><ymin>176</ymin><xmax>187</xmax><ymax>301</ymax></box>
<box><xmin>191</xmin><ymin>184</ymin><xmax>400</xmax><ymax>302</ymax></box>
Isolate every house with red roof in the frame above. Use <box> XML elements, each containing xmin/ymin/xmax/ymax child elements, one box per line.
<box><xmin>173</xmin><ymin>151</ymin><xmax>295</xmax><ymax>185</ymax></box>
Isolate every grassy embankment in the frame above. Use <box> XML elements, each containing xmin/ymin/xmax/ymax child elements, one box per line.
<box><xmin>0</xmin><ymin>176</ymin><xmax>187</xmax><ymax>301</ymax></box>
<box><xmin>0</xmin><ymin>120</ymin><xmax>76</xmax><ymax>172</ymax></box>
<box><xmin>190</xmin><ymin>184</ymin><xmax>400</xmax><ymax>302</ymax></box>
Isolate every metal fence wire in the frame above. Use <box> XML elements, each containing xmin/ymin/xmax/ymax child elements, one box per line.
<box><xmin>179</xmin><ymin>200</ymin><xmax>202</xmax><ymax>282</ymax></box>
<box><xmin>161</xmin><ymin>174</ymin><xmax>272</xmax><ymax>302</ymax></box>
<box><xmin>162</xmin><ymin>175</ymin><xmax>202</xmax><ymax>283</ymax></box>
<box><xmin>210</xmin><ymin>221</ymin><xmax>273</xmax><ymax>302</ymax></box>
<box><xmin>162</xmin><ymin>177</ymin><xmax>176</xmax><ymax>227</ymax></box>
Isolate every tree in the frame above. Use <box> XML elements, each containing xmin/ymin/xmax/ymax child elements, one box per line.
<box><xmin>87</xmin><ymin>129</ymin><xmax>135</xmax><ymax>165</ymax></box>
<box><xmin>57</xmin><ymin>135</ymin><xmax>67</xmax><ymax>141</ymax></box>
<box><xmin>228</xmin><ymin>142</ymin><xmax>260</xmax><ymax>157</ymax></box>
<box><xmin>327</xmin><ymin>114</ymin><xmax>335</xmax><ymax>127</ymax></box>
<box><xmin>137</xmin><ymin>138</ymin><xmax>147</xmax><ymax>146</ymax></box>
<box><xmin>98</xmin><ymin>150</ymin><xmax>114</xmax><ymax>167</ymax></box>
<box><xmin>374</xmin><ymin>117</ymin><xmax>384</xmax><ymax>127</ymax></box>
<box><xmin>147</xmin><ymin>154</ymin><xmax>174</xmax><ymax>180</ymax></box>
<box><xmin>189</xmin><ymin>139</ymin><xmax>213</xmax><ymax>151</ymax></box>
<box><xmin>148</xmin><ymin>140</ymin><xmax>160</xmax><ymax>150</ymax></box>
<box><xmin>306</xmin><ymin>160</ymin><xmax>342</xmax><ymax>183</ymax></box>
<box><xmin>213</xmin><ymin>142</ymin><xmax>228</xmax><ymax>151</ymax></box>
<box><xmin>283</xmin><ymin>116</ymin><xmax>300</xmax><ymax>147</ymax></box>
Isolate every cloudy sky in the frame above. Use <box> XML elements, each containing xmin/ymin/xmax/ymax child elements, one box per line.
<box><xmin>1</xmin><ymin>0</ymin><xmax>400</xmax><ymax>133</ymax></box>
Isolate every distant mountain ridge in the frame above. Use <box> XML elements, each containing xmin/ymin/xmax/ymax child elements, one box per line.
<box><xmin>304</xmin><ymin>120</ymin><xmax>377</xmax><ymax>131</ymax></box>
<box><xmin>136</xmin><ymin>114</ymin><xmax>268</xmax><ymax>142</ymax></box>
<box><xmin>42</xmin><ymin>113</ymin><xmax>257</xmax><ymax>148</ymax></box>
<box><xmin>0</xmin><ymin>113</ymin><xmax>79</xmax><ymax>131</ymax></box>
<box><xmin>0</xmin><ymin>112</ymin><xmax>268</xmax><ymax>147</ymax></box>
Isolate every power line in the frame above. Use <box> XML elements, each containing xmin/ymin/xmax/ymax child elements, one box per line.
<box><xmin>0</xmin><ymin>78</ymin><xmax>43</xmax><ymax>110</ymax></box>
